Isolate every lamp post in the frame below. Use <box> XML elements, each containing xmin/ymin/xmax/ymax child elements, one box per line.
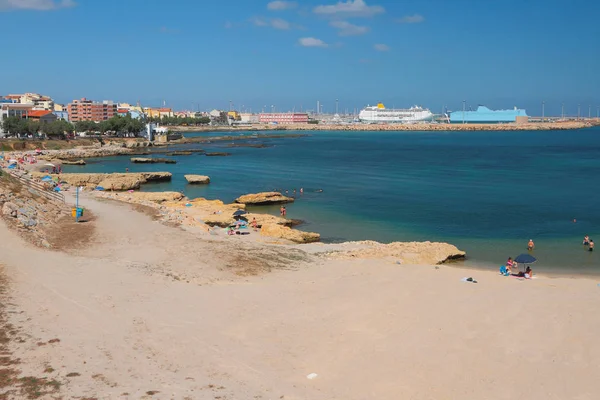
<box><xmin>589</xmin><ymin>104</ymin><xmax>591</xmax><ymax>119</ymax></box>
<box><xmin>542</xmin><ymin>101</ymin><xmax>545</xmax><ymax>121</ymax></box>
<box><xmin>578</xmin><ymin>104</ymin><xmax>581</xmax><ymax>120</ymax></box>
<box><xmin>335</xmin><ymin>98</ymin><xmax>339</xmax><ymax>115</ymax></box>
<box><xmin>229</xmin><ymin>100</ymin><xmax>232</xmax><ymax>112</ymax></box>
<box><xmin>561</xmin><ymin>102</ymin><xmax>564</xmax><ymax>119</ymax></box>
<box><xmin>462</xmin><ymin>100</ymin><xmax>466</xmax><ymax>124</ymax></box>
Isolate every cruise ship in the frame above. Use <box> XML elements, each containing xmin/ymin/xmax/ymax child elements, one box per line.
<box><xmin>449</xmin><ymin>105</ymin><xmax>528</xmax><ymax>123</ymax></box>
<box><xmin>358</xmin><ymin>103</ymin><xmax>434</xmax><ymax>123</ymax></box>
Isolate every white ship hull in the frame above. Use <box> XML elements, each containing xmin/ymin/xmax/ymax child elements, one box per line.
<box><xmin>359</xmin><ymin>104</ymin><xmax>433</xmax><ymax>123</ymax></box>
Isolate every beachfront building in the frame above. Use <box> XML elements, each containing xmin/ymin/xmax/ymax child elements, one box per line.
<box><xmin>144</xmin><ymin>107</ymin><xmax>173</xmax><ymax>119</ymax></box>
<box><xmin>27</xmin><ymin>110</ymin><xmax>58</xmax><ymax>123</ymax></box>
<box><xmin>259</xmin><ymin>112</ymin><xmax>309</xmax><ymax>124</ymax></box>
<box><xmin>240</xmin><ymin>113</ymin><xmax>259</xmax><ymax>124</ymax></box>
<box><xmin>0</xmin><ymin>103</ymin><xmax>34</xmax><ymax>136</ymax></box>
<box><xmin>52</xmin><ymin>110</ymin><xmax>69</xmax><ymax>121</ymax></box>
<box><xmin>67</xmin><ymin>98</ymin><xmax>118</xmax><ymax>122</ymax></box>
<box><xmin>5</xmin><ymin>93</ymin><xmax>54</xmax><ymax>110</ymax></box>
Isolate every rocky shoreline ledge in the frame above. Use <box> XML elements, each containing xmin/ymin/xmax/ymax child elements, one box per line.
<box><xmin>90</xmin><ymin>189</ymin><xmax>465</xmax><ymax>263</ymax></box>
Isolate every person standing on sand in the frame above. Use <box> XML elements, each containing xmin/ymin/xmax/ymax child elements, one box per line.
<box><xmin>528</xmin><ymin>239</ymin><xmax>535</xmax><ymax>251</ymax></box>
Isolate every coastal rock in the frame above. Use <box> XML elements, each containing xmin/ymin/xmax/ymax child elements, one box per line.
<box><xmin>203</xmin><ymin>214</ymin><xmax>235</xmax><ymax>227</ymax></box>
<box><xmin>244</xmin><ymin>213</ymin><xmax>290</xmax><ymax>227</ymax></box>
<box><xmin>2</xmin><ymin>202</ymin><xmax>18</xmax><ymax>217</ymax></box>
<box><xmin>32</xmin><ymin>172</ymin><xmax>172</xmax><ymax>191</ymax></box>
<box><xmin>99</xmin><ymin>175</ymin><xmax>143</xmax><ymax>191</ymax></box>
<box><xmin>205</xmin><ymin>152</ymin><xmax>231</xmax><ymax>157</ymax></box>
<box><xmin>131</xmin><ymin>157</ymin><xmax>177</xmax><ymax>164</ymax></box>
<box><xmin>260</xmin><ymin>223</ymin><xmax>320</xmax><ymax>244</ymax></box>
<box><xmin>184</xmin><ymin>175</ymin><xmax>210</xmax><ymax>184</ymax></box>
<box><xmin>235</xmin><ymin>192</ymin><xmax>294</xmax><ymax>205</ymax></box>
<box><xmin>121</xmin><ymin>191</ymin><xmax>184</xmax><ymax>203</ymax></box>
<box><xmin>58</xmin><ymin>159</ymin><xmax>86</xmax><ymax>165</ymax></box>
<box><xmin>324</xmin><ymin>241</ymin><xmax>466</xmax><ymax>265</ymax></box>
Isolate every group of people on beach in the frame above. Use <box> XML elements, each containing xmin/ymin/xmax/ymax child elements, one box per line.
<box><xmin>583</xmin><ymin>235</ymin><xmax>594</xmax><ymax>251</ymax></box>
<box><xmin>501</xmin><ymin>257</ymin><xmax>533</xmax><ymax>278</ymax></box>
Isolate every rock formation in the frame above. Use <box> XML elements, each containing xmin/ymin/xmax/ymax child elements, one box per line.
<box><xmin>58</xmin><ymin>159</ymin><xmax>86</xmax><ymax>165</ymax></box>
<box><xmin>115</xmin><ymin>191</ymin><xmax>184</xmax><ymax>203</ymax></box>
<box><xmin>131</xmin><ymin>157</ymin><xmax>177</xmax><ymax>164</ymax></box>
<box><xmin>235</xmin><ymin>192</ymin><xmax>294</xmax><ymax>205</ymax></box>
<box><xmin>260</xmin><ymin>223</ymin><xmax>320</xmax><ymax>243</ymax></box>
<box><xmin>31</xmin><ymin>172</ymin><xmax>172</xmax><ymax>191</ymax></box>
<box><xmin>184</xmin><ymin>175</ymin><xmax>211</xmax><ymax>184</ymax></box>
<box><xmin>323</xmin><ymin>241</ymin><xmax>466</xmax><ymax>265</ymax></box>
<box><xmin>205</xmin><ymin>152</ymin><xmax>231</xmax><ymax>157</ymax></box>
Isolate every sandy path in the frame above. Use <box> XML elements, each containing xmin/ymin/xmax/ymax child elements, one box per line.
<box><xmin>1</xmin><ymin>194</ymin><xmax>600</xmax><ymax>399</ymax></box>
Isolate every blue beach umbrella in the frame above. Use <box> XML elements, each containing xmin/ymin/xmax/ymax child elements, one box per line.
<box><xmin>514</xmin><ymin>254</ymin><xmax>537</xmax><ymax>264</ymax></box>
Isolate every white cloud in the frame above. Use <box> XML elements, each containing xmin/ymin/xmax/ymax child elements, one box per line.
<box><xmin>374</xmin><ymin>43</ymin><xmax>389</xmax><ymax>51</ymax></box>
<box><xmin>250</xmin><ymin>16</ymin><xmax>269</xmax><ymax>27</ymax></box>
<box><xmin>271</xmin><ymin>18</ymin><xmax>291</xmax><ymax>30</ymax></box>
<box><xmin>396</xmin><ymin>14</ymin><xmax>424</xmax><ymax>23</ymax></box>
<box><xmin>299</xmin><ymin>37</ymin><xmax>328</xmax><ymax>48</ymax></box>
<box><xmin>267</xmin><ymin>1</ymin><xmax>297</xmax><ymax>10</ymax></box>
<box><xmin>251</xmin><ymin>16</ymin><xmax>297</xmax><ymax>30</ymax></box>
<box><xmin>313</xmin><ymin>0</ymin><xmax>384</xmax><ymax>18</ymax></box>
<box><xmin>0</xmin><ymin>0</ymin><xmax>75</xmax><ymax>11</ymax></box>
<box><xmin>329</xmin><ymin>20</ymin><xmax>369</xmax><ymax>36</ymax></box>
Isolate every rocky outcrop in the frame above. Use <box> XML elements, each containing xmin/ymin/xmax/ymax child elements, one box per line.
<box><xmin>0</xmin><ymin>174</ymin><xmax>70</xmax><ymax>248</ymax></box>
<box><xmin>205</xmin><ymin>152</ymin><xmax>231</xmax><ymax>157</ymax></box>
<box><xmin>244</xmin><ymin>213</ymin><xmax>290</xmax><ymax>227</ymax></box>
<box><xmin>131</xmin><ymin>157</ymin><xmax>176</xmax><ymax>164</ymax></box>
<box><xmin>31</xmin><ymin>172</ymin><xmax>172</xmax><ymax>191</ymax></box>
<box><xmin>260</xmin><ymin>223</ymin><xmax>320</xmax><ymax>243</ymax></box>
<box><xmin>235</xmin><ymin>192</ymin><xmax>294</xmax><ymax>205</ymax></box>
<box><xmin>58</xmin><ymin>159</ymin><xmax>86</xmax><ymax>165</ymax></box>
<box><xmin>323</xmin><ymin>241</ymin><xmax>466</xmax><ymax>265</ymax></box>
<box><xmin>184</xmin><ymin>175</ymin><xmax>210</xmax><ymax>184</ymax></box>
<box><xmin>114</xmin><ymin>191</ymin><xmax>184</xmax><ymax>203</ymax></box>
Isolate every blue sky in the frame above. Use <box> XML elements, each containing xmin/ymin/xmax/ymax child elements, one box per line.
<box><xmin>1</xmin><ymin>0</ymin><xmax>599</xmax><ymax>116</ymax></box>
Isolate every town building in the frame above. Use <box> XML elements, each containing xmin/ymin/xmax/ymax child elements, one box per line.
<box><xmin>52</xmin><ymin>110</ymin><xmax>69</xmax><ymax>121</ymax></box>
<box><xmin>0</xmin><ymin>103</ymin><xmax>34</xmax><ymax>136</ymax></box>
<box><xmin>27</xmin><ymin>110</ymin><xmax>58</xmax><ymax>124</ymax></box>
<box><xmin>67</xmin><ymin>98</ymin><xmax>117</xmax><ymax>122</ymax></box>
<box><xmin>240</xmin><ymin>113</ymin><xmax>259</xmax><ymax>124</ymax></box>
<box><xmin>5</xmin><ymin>93</ymin><xmax>54</xmax><ymax>110</ymax></box>
<box><xmin>258</xmin><ymin>112</ymin><xmax>309</xmax><ymax>124</ymax></box>
<box><xmin>144</xmin><ymin>107</ymin><xmax>173</xmax><ymax>119</ymax></box>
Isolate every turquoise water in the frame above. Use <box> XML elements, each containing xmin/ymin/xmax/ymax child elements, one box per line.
<box><xmin>64</xmin><ymin>128</ymin><xmax>600</xmax><ymax>275</ymax></box>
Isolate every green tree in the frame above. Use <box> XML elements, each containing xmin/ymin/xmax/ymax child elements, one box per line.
<box><xmin>74</xmin><ymin>120</ymin><xmax>97</xmax><ymax>133</ymax></box>
<box><xmin>1</xmin><ymin>116</ymin><xmax>27</xmax><ymax>136</ymax></box>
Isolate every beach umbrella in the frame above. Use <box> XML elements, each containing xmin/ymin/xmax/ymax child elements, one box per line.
<box><xmin>8</xmin><ymin>159</ymin><xmax>17</xmax><ymax>164</ymax></box>
<box><xmin>41</xmin><ymin>177</ymin><xmax>53</xmax><ymax>182</ymax></box>
<box><xmin>45</xmin><ymin>163</ymin><xmax>55</xmax><ymax>167</ymax></box>
<box><xmin>514</xmin><ymin>254</ymin><xmax>537</xmax><ymax>264</ymax></box>
<box><xmin>232</xmin><ymin>210</ymin><xmax>247</xmax><ymax>216</ymax></box>
<box><xmin>514</xmin><ymin>253</ymin><xmax>537</xmax><ymax>273</ymax></box>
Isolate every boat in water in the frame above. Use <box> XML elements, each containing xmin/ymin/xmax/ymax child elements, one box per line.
<box><xmin>449</xmin><ymin>105</ymin><xmax>528</xmax><ymax>123</ymax></box>
<box><xmin>358</xmin><ymin>103</ymin><xmax>434</xmax><ymax>123</ymax></box>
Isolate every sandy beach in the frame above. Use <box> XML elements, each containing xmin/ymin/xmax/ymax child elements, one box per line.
<box><xmin>1</xmin><ymin>179</ymin><xmax>599</xmax><ymax>399</ymax></box>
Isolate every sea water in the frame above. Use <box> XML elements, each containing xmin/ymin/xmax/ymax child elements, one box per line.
<box><xmin>64</xmin><ymin>127</ymin><xmax>600</xmax><ymax>275</ymax></box>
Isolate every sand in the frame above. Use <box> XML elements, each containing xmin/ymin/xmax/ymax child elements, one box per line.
<box><xmin>1</xmin><ymin>192</ymin><xmax>600</xmax><ymax>399</ymax></box>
